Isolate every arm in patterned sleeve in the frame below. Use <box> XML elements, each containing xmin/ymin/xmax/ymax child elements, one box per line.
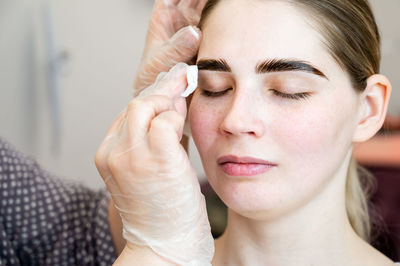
<box><xmin>0</xmin><ymin>138</ymin><xmax>117</xmax><ymax>265</ymax></box>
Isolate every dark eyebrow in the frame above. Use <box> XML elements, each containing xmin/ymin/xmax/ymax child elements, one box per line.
<box><xmin>256</xmin><ymin>58</ymin><xmax>328</xmax><ymax>80</ymax></box>
<box><xmin>197</xmin><ymin>59</ymin><xmax>232</xmax><ymax>72</ymax></box>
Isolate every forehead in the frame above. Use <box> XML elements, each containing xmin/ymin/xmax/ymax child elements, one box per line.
<box><xmin>198</xmin><ymin>0</ymin><xmax>334</xmax><ymax>73</ymax></box>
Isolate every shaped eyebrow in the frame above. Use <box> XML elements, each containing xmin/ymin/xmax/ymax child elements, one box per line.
<box><xmin>197</xmin><ymin>59</ymin><xmax>232</xmax><ymax>72</ymax></box>
<box><xmin>256</xmin><ymin>58</ymin><xmax>328</xmax><ymax>80</ymax></box>
<box><xmin>197</xmin><ymin>58</ymin><xmax>328</xmax><ymax>80</ymax></box>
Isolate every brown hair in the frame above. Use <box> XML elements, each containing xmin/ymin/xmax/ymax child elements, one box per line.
<box><xmin>199</xmin><ymin>0</ymin><xmax>381</xmax><ymax>242</ymax></box>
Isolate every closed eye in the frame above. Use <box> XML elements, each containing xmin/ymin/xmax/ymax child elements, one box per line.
<box><xmin>271</xmin><ymin>90</ymin><xmax>311</xmax><ymax>100</ymax></box>
<box><xmin>201</xmin><ymin>88</ymin><xmax>232</xmax><ymax>97</ymax></box>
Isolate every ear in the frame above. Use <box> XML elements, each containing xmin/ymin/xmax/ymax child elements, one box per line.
<box><xmin>353</xmin><ymin>74</ymin><xmax>392</xmax><ymax>142</ymax></box>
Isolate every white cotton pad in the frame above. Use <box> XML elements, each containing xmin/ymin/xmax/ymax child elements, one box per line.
<box><xmin>181</xmin><ymin>65</ymin><xmax>198</xmax><ymax>98</ymax></box>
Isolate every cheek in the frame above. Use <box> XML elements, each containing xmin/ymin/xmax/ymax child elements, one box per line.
<box><xmin>256</xmin><ymin>96</ymin><xmax>358</xmax><ymax>214</ymax></box>
<box><xmin>188</xmin><ymin>98</ymin><xmax>221</xmax><ymax>157</ymax></box>
<box><xmin>274</xmin><ymin>108</ymin><xmax>331</xmax><ymax>154</ymax></box>
<box><xmin>273</xmin><ymin>93</ymin><xmax>357</xmax><ymax>173</ymax></box>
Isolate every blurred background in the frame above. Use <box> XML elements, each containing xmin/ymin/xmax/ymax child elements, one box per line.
<box><xmin>0</xmin><ymin>0</ymin><xmax>399</xmax><ymax>190</ymax></box>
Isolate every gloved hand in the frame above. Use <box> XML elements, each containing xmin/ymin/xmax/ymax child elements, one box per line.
<box><xmin>134</xmin><ymin>0</ymin><xmax>207</xmax><ymax>96</ymax></box>
<box><xmin>96</xmin><ymin>63</ymin><xmax>214</xmax><ymax>265</ymax></box>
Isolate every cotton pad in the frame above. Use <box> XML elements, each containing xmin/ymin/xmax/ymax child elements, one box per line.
<box><xmin>181</xmin><ymin>65</ymin><xmax>198</xmax><ymax>98</ymax></box>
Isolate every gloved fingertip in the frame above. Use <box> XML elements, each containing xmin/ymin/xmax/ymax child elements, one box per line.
<box><xmin>172</xmin><ymin>62</ymin><xmax>189</xmax><ymax>72</ymax></box>
<box><xmin>188</xmin><ymin>26</ymin><xmax>200</xmax><ymax>40</ymax></box>
<box><xmin>172</xmin><ymin>26</ymin><xmax>202</xmax><ymax>47</ymax></box>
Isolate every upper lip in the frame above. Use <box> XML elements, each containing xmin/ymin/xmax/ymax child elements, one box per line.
<box><xmin>217</xmin><ymin>155</ymin><xmax>277</xmax><ymax>165</ymax></box>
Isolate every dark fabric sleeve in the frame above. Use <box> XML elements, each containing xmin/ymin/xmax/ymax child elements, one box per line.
<box><xmin>0</xmin><ymin>138</ymin><xmax>117</xmax><ymax>266</ymax></box>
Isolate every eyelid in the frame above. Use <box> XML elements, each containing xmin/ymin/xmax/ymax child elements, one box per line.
<box><xmin>271</xmin><ymin>89</ymin><xmax>312</xmax><ymax>100</ymax></box>
<box><xmin>268</xmin><ymin>80</ymin><xmax>311</xmax><ymax>91</ymax></box>
<box><xmin>201</xmin><ymin>88</ymin><xmax>232</xmax><ymax>97</ymax></box>
<box><xmin>198</xmin><ymin>77</ymin><xmax>230</xmax><ymax>90</ymax></box>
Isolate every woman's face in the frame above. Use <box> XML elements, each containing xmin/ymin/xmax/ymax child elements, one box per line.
<box><xmin>189</xmin><ymin>0</ymin><xmax>362</xmax><ymax>219</ymax></box>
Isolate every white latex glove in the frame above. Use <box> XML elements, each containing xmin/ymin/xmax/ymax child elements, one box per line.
<box><xmin>95</xmin><ymin>63</ymin><xmax>214</xmax><ymax>266</ymax></box>
<box><xmin>134</xmin><ymin>0</ymin><xmax>207</xmax><ymax>96</ymax></box>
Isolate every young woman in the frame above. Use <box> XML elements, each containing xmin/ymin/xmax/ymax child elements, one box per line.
<box><xmin>95</xmin><ymin>0</ymin><xmax>397</xmax><ymax>265</ymax></box>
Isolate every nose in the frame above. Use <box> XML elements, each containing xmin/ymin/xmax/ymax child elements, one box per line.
<box><xmin>219</xmin><ymin>91</ymin><xmax>265</xmax><ymax>137</ymax></box>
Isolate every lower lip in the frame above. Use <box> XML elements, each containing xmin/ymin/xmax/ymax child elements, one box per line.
<box><xmin>220</xmin><ymin>163</ymin><xmax>275</xmax><ymax>176</ymax></box>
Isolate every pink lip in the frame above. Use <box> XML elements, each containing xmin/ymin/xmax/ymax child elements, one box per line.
<box><xmin>217</xmin><ymin>155</ymin><xmax>277</xmax><ymax>177</ymax></box>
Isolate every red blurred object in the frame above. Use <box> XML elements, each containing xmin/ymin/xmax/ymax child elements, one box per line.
<box><xmin>354</xmin><ymin>134</ymin><xmax>400</xmax><ymax>167</ymax></box>
<box><xmin>383</xmin><ymin>115</ymin><xmax>400</xmax><ymax>132</ymax></box>
<box><xmin>354</xmin><ymin>115</ymin><xmax>400</xmax><ymax>167</ymax></box>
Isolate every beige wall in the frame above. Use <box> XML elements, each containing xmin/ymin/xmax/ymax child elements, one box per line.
<box><xmin>370</xmin><ymin>0</ymin><xmax>400</xmax><ymax>114</ymax></box>
<box><xmin>0</xmin><ymin>0</ymin><xmax>399</xmax><ymax>189</ymax></box>
<box><xmin>0</xmin><ymin>0</ymin><xmax>153</xmax><ymax>188</ymax></box>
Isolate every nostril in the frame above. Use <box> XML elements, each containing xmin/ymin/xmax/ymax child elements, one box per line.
<box><xmin>218</xmin><ymin>94</ymin><xmax>265</xmax><ymax>137</ymax></box>
<box><xmin>219</xmin><ymin>114</ymin><xmax>264</xmax><ymax>137</ymax></box>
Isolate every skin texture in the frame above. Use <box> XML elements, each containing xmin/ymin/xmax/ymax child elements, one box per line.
<box><xmin>188</xmin><ymin>0</ymin><xmax>392</xmax><ymax>265</ymax></box>
<box><xmin>191</xmin><ymin>0</ymin><xmax>359</xmax><ymax>224</ymax></box>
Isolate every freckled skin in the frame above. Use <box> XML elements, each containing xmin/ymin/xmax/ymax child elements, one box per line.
<box><xmin>188</xmin><ymin>0</ymin><xmax>362</xmax><ymax>220</ymax></box>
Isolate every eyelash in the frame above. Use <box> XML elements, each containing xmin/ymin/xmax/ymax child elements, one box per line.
<box><xmin>201</xmin><ymin>88</ymin><xmax>311</xmax><ymax>100</ymax></box>
<box><xmin>271</xmin><ymin>90</ymin><xmax>311</xmax><ymax>100</ymax></box>
<box><xmin>201</xmin><ymin>88</ymin><xmax>232</xmax><ymax>97</ymax></box>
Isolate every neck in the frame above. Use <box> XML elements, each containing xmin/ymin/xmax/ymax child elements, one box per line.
<box><xmin>213</xmin><ymin>167</ymin><xmax>364</xmax><ymax>266</ymax></box>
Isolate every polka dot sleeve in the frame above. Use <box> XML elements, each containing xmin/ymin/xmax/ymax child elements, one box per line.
<box><xmin>0</xmin><ymin>138</ymin><xmax>117</xmax><ymax>265</ymax></box>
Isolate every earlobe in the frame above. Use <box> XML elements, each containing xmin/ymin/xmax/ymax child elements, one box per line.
<box><xmin>353</xmin><ymin>74</ymin><xmax>392</xmax><ymax>143</ymax></box>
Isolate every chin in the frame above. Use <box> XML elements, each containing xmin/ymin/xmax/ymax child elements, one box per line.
<box><xmin>207</xmin><ymin>170</ymin><xmax>294</xmax><ymax>221</ymax></box>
